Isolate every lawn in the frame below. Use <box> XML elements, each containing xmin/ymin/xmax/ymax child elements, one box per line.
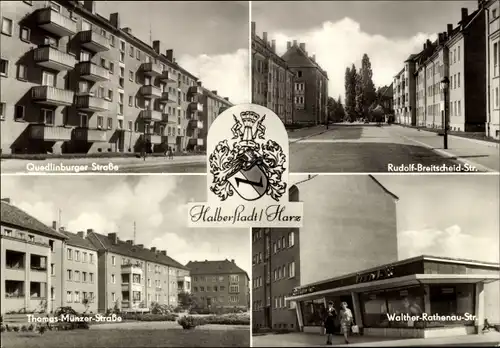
<box><xmin>1</xmin><ymin>328</ymin><xmax>250</xmax><ymax>347</ymax></box>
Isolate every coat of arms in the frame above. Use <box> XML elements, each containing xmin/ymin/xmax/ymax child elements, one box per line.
<box><xmin>209</xmin><ymin>111</ymin><xmax>287</xmax><ymax>201</ymax></box>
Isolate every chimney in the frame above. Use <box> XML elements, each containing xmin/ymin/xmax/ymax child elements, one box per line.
<box><xmin>231</xmin><ymin>259</ymin><xmax>235</xmax><ymax>263</ymax></box>
<box><xmin>110</xmin><ymin>13</ymin><xmax>120</xmax><ymax>28</ymax></box>
<box><xmin>86</xmin><ymin>228</ymin><xmax>93</xmax><ymax>233</ymax></box>
<box><xmin>438</xmin><ymin>33</ymin><xmax>443</xmax><ymax>44</ymax></box>
<box><xmin>287</xmin><ymin>41</ymin><xmax>291</xmax><ymax>50</ymax></box>
<box><xmin>461</xmin><ymin>8</ymin><xmax>468</xmax><ymax>22</ymax></box>
<box><xmin>447</xmin><ymin>24</ymin><xmax>453</xmax><ymax>35</ymax></box>
<box><xmin>423</xmin><ymin>43</ymin><xmax>426</xmax><ymax>50</ymax></box>
<box><xmin>52</xmin><ymin>221</ymin><xmax>57</xmax><ymax>229</ymax></box>
<box><xmin>442</xmin><ymin>31</ymin><xmax>448</xmax><ymax>41</ymax></box>
<box><xmin>271</xmin><ymin>39</ymin><xmax>276</xmax><ymax>52</ymax></box>
<box><xmin>153</xmin><ymin>40</ymin><xmax>161</xmax><ymax>54</ymax></box>
<box><xmin>122</xmin><ymin>27</ymin><xmax>132</xmax><ymax>35</ymax></box>
<box><xmin>161</xmin><ymin>250</ymin><xmax>167</xmax><ymax>256</ymax></box>
<box><xmin>1</xmin><ymin>198</ymin><xmax>10</xmax><ymax>203</ymax></box>
<box><xmin>211</xmin><ymin>90</ymin><xmax>217</xmax><ymax>95</ymax></box>
<box><xmin>166</xmin><ymin>49</ymin><xmax>173</xmax><ymax>62</ymax></box>
<box><xmin>83</xmin><ymin>1</ymin><xmax>95</xmax><ymax>13</ymax></box>
<box><xmin>126</xmin><ymin>240</ymin><xmax>133</xmax><ymax>245</ymax></box>
<box><xmin>107</xmin><ymin>233</ymin><xmax>118</xmax><ymax>245</ymax></box>
<box><xmin>224</xmin><ymin>97</ymin><xmax>229</xmax><ymax>101</ymax></box>
<box><xmin>262</xmin><ymin>32</ymin><xmax>268</xmax><ymax>43</ymax></box>
<box><xmin>151</xmin><ymin>247</ymin><xmax>157</xmax><ymax>252</ymax></box>
<box><xmin>251</xmin><ymin>21</ymin><xmax>256</xmax><ymax>36</ymax></box>
<box><xmin>312</xmin><ymin>54</ymin><xmax>316</xmax><ymax>61</ymax></box>
<box><xmin>77</xmin><ymin>231</ymin><xmax>87</xmax><ymax>239</ymax></box>
<box><xmin>299</xmin><ymin>43</ymin><xmax>306</xmax><ymax>51</ymax></box>
<box><xmin>293</xmin><ymin>40</ymin><xmax>298</xmax><ymax>47</ymax></box>
<box><xmin>59</xmin><ymin>227</ymin><xmax>65</xmax><ymax>232</ymax></box>
<box><xmin>197</xmin><ymin>81</ymin><xmax>202</xmax><ymax>86</ymax></box>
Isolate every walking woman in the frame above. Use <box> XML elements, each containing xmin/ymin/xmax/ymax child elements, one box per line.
<box><xmin>339</xmin><ymin>302</ymin><xmax>354</xmax><ymax>344</ymax></box>
<box><xmin>324</xmin><ymin>301</ymin><xmax>336</xmax><ymax>345</ymax></box>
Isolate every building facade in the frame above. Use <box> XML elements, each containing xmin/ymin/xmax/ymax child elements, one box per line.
<box><xmin>485</xmin><ymin>0</ymin><xmax>500</xmax><ymax>139</ymax></box>
<box><xmin>198</xmin><ymin>87</ymin><xmax>233</xmax><ymax>150</ymax></box>
<box><xmin>251</xmin><ymin>22</ymin><xmax>295</xmax><ymax>124</ymax></box>
<box><xmin>394</xmin><ymin>5</ymin><xmax>487</xmax><ymax>132</ymax></box>
<box><xmin>281</xmin><ymin>41</ymin><xmax>328</xmax><ymax>125</ymax></box>
<box><xmin>252</xmin><ymin>175</ymin><xmax>399</xmax><ymax>331</ymax></box>
<box><xmin>188</xmin><ymin>259</ymin><xmax>249</xmax><ymax>309</ymax></box>
<box><xmin>0</xmin><ymin>0</ymin><xmax>210</xmax><ymax>155</ymax></box>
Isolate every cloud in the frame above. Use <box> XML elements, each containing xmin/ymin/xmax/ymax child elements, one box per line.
<box><xmin>178</xmin><ymin>48</ymin><xmax>249</xmax><ymax>104</ymax></box>
<box><xmin>398</xmin><ymin>225</ymin><xmax>499</xmax><ymax>263</ymax></box>
<box><xmin>272</xmin><ymin>18</ymin><xmax>437</xmax><ymax>101</ymax></box>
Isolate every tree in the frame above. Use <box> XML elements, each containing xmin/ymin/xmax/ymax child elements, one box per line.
<box><xmin>360</xmin><ymin>54</ymin><xmax>377</xmax><ymax>117</ymax></box>
<box><xmin>355</xmin><ymin>72</ymin><xmax>364</xmax><ymax>119</ymax></box>
<box><xmin>178</xmin><ymin>291</ymin><xmax>201</xmax><ymax>309</ymax></box>
<box><xmin>337</xmin><ymin>95</ymin><xmax>346</xmax><ymax>121</ymax></box>
<box><xmin>327</xmin><ymin>97</ymin><xmax>336</xmax><ymax>122</ymax></box>
<box><xmin>344</xmin><ymin>65</ymin><xmax>357</xmax><ymax>121</ymax></box>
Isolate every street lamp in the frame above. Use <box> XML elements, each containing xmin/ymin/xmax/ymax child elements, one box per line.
<box><xmin>440</xmin><ymin>76</ymin><xmax>450</xmax><ymax>150</ymax></box>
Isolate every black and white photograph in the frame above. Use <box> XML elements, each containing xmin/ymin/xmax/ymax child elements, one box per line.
<box><xmin>251</xmin><ymin>0</ymin><xmax>500</xmax><ymax>173</ymax></box>
<box><xmin>0</xmin><ymin>0</ymin><xmax>249</xmax><ymax>174</ymax></box>
<box><xmin>0</xmin><ymin>175</ymin><xmax>250</xmax><ymax>348</ymax></box>
<box><xmin>251</xmin><ymin>174</ymin><xmax>500</xmax><ymax>347</ymax></box>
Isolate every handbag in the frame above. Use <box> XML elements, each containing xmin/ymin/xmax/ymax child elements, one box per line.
<box><xmin>351</xmin><ymin>324</ymin><xmax>359</xmax><ymax>334</ymax></box>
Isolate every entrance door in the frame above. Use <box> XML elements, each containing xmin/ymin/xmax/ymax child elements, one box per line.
<box><xmin>117</xmin><ymin>132</ymin><xmax>124</xmax><ymax>152</ymax></box>
<box><xmin>206</xmin><ymin>297</ymin><xmax>212</xmax><ymax>307</ymax></box>
<box><xmin>264</xmin><ymin>306</ymin><xmax>271</xmax><ymax>328</ymax></box>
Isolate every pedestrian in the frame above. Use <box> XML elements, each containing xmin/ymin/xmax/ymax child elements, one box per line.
<box><xmin>324</xmin><ymin>301</ymin><xmax>336</xmax><ymax>345</ymax></box>
<box><xmin>339</xmin><ymin>302</ymin><xmax>354</xmax><ymax>344</ymax></box>
<box><xmin>168</xmin><ymin>148</ymin><xmax>173</xmax><ymax>160</ymax></box>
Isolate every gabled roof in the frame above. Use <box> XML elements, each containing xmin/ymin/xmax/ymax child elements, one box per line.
<box><xmin>89</xmin><ymin>232</ymin><xmax>188</xmax><ymax>270</ymax></box>
<box><xmin>186</xmin><ymin>259</ymin><xmax>248</xmax><ymax>278</ymax></box>
<box><xmin>61</xmin><ymin>230</ymin><xmax>98</xmax><ymax>251</ymax></box>
<box><xmin>1</xmin><ymin>201</ymin><xmax>67</xmax><ymax>240</ymax></box>
<box><xmin>281</xmin><ymin>43</ymin><xmax>328</xmax><ymax>79</ymax></box>
<box><xmin>379</xmin><ymin>84</ymin><xmax>393</xmax><ymax>99</ymax></box>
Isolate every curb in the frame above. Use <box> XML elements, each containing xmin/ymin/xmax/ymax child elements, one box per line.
<box><xmin>398</xmin><ymin>134</ymin><xmax>496</xmax><ymax>173</ymax></box>
<box><xmin>289</xmin><ymin>128</ymin><xmax>329</xmax><ymax>144</ymax></box>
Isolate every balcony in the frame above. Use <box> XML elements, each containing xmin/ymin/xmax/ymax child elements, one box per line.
<box><xmin>188</xmin><ymin>86</ymin><xmax>203</xmax><ymax>96</ymax></box>
<box><xmin>144</xmin><ymin>133</ymin><xmax>162</xmax><ymax>144</ymax></box>
<box><xmin>141</xmin><ymin>62</ymin><xmax>163</xmax><ymax>77</ymax></box>
<box><xmin>140</xmin><ymin>109</ymin><xmax>162</xmax><ymax>122</ymax></box>
<box><xmin>36</xmin><ymin>7</ymin><xmax>76</xmax><ymax>37</ymax></box>
<box><xmin>188</xmin><ymin>138</ymin><xmax>204</xmax><ymax>146</ymax></box>
<box><xmin>34</xmin><ymin>46</ymin><xmax>76</xmax><ymax>71</ymax></box>
<box><xmin>78</xmin><ymin>30</ymin><xmax>110</xmax><ymax>52</ymax></box>
<box><xmin>29</xmin><ymin>124</ymin><xmax>72</xmax><ymax>141</ymax></box>
<box><xmin>77</xmin><ymin>61</ymin><xmax>110</xmax><ymax>82</ymax></box>
<box><xmin>72</xmin><ymin>127</ymin><xmax>107</xmax><ymax>142</ymax></box>
<box><xmin>75</xmin><ymin>95</ymin><xmax>110</xmax><ymax>112</ymax></box>
<box><xmin>31</xmin><ymin>86</ymin><xmax>74</xmax><ymax>106</ymax></box>
<box><xmin>188</xmin><ymin>119</ymin><xmax>203</xmax><ymax>129</ymax></box>
<box><xmin>189</xmin><ymin>102</ymin><xmax>203</xmax><ymax>113</ymax></box>
<box><xmin>161</xmin><ymin>113</ymin><xmax>175</xmax><ymax>123</ymax></box>
<box><xmin>140</xmin><ymin>85</ymin><xmax>162</xmax><ymax>98</ymax></box>
<box><xmin>159</xmin><ymin>70</ymin><xmax>176</xmax><ymax>82</ymax></box>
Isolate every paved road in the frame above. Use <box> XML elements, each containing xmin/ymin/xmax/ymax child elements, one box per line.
<box><xmin>289</xmin><ymin>124</ymin><xmax>498</xmax><ymax>173</ymax></box>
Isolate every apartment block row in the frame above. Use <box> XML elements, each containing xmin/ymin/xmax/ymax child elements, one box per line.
<box><xmin>251</xmin><ymin>22</ymin><xmax>329</xmax><ymax>125</ymax></box>
<box><xmin>0</xmin><ymin>199</ymin><xmax>248</xmax><ymax>315</ymax></box>
<box><xmin>393</xmin><ymin>0</ymin><xmax>499</xmax><ymax>139</ymax></box>
<box><xmin>251</xmin><ymin>176</ymin><xmax>500</xmax><ymax>338</ymax></box>
<box><xmin>0</xmin><ymin>0</ymin><xmax>232</xmax><ymax>155</ymax></box>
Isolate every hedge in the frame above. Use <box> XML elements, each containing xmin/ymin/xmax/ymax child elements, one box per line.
<box><xmin>120</xmin><ymin>313</ymin><xmax>178</xmax><ymax>322</ymax></box>
<box><xmin>1</xmin><ymin>151</ymin><xmax>206</xmax><ymax>161</ymax></box>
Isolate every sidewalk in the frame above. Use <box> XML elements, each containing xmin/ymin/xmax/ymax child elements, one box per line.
<box><xmin>392</xmin><ymin>126</ymin><xmax>500</xmax><ymax>172</ymax></box>
<box><xmin>0</xmin><ymin>155</ymin><xmax>206</xmax><ymax>173</ymax></box>
<box><xmin>288</xmin><ymin>125</ymin><xmax>330</xmax><ymax>142</ymax></box>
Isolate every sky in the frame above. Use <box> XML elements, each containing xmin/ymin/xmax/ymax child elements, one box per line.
<box><xmin>96</xmin><ymin>1</ymin><xmax>250</xmax><ymax>104</ymax></box>
<box><xmin>252</xmin><ymin>1</ymin><xmax>479</xmax><ymax>101</ymax></box>
<box><xmin>290</xmin><ymin>174</ymin><xmax>500</xmax><ymax>263</ymax></box>
<box><xmin>0</xmin><ymin>175</ymin><xmax>250</xmax><ymax>274</ymax></box>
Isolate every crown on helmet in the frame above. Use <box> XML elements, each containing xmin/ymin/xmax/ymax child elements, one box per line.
<box><xmin>240</xmin><ymin>111</ymin><xmax>259</xmax><ymax>124</ymax></box>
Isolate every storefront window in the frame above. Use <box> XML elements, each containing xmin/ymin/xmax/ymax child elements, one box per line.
<box><xmin>427</xmin><ymin>284</ymin><xmax>475</xmax><ymax>327</ymax></box>
<box><xmin>386</xmin><ymin>286</ymin><xmax>425</xmax><ymax>328</ymax></box>
<box><xmin>360</xmin><ymin>290</ymin><xmax>389</xmax><ymax>328</ymax></box>
<box><xmin>300</xmin><ymin>299</ymin><xmax>325</xmax><ymax>326</ymax></box>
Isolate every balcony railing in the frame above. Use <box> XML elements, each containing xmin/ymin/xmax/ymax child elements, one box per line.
<box><xmin>34</xmin><ymin>46</ymin><xmax>76</xmax><ymax>71</ymax></box>
<box><xmin>140</xmin><ymin>109</ymin><xmax>162</xmax><ymax>122</ymax></box>
<box><xmin>158</xmin><ymin>92</ymin><xmax>170</xmax><ymax>104</ymax></box>
<box><xmin>79</xmin><ymin>30</ymin><xmax>110</xmax><ymax>52</ymax></box>
<box><xmin>144</xmin><ymin>134</ymin><xmax>162</xmax><ymax>144</ymax></box>
<box><xmin>77</xmin><ymin>61</ymin><xmax>110</xmax><ymax>82</ymax></box>
<box><xmin>161</xmin><ymin>113</ymin><xmax>174</xmax><ymax>123</ymax></box>
<box><xmin>72</xmin><ymin>127</ymin><xmax>107</xmax><ymax>142</ymax></box>
<box><xmin>188</xmin><ymin>86</ymin><xmax>203</xmax><ymax>95</ymax></box>
<box><xmin>188</xmin><ymin>119</ymin><xmax>203</xmax><ymax>129</ymax></box>
<box><xmin>36</xmin><ymin>7</ymin><xmax>77</xmax><ymax>37</ymax></box>
<box><xmin>29</xmin><ymin>124</ymin><xmax>73</xmax><ymax>141</ymax></box>
<box><xmin>140</xmin><ymin>85</ymin><xmax>161</xmax><ymax>98</ymax></box>
<box><xmin>31</xmin><ymin>86</ymin><xmax>74</xmax><ymax>106</ymax></box>
<box><xmin>75</xmin><ymin>95</ymin><xmax>110</xmax><ymax>112</ymax></box>
<box><xmin>159</xmin><ymin>70</ymin><xmax>176</xmax><ymax>82</ymax></box>
<box><xmin>141</xmin><ymin>62</ymin><xmax>163</xmax><ymax>77</ymax></box>
<box><xmin>189</xmin><ymin>102</ymin><xmax>203</xmax><ymax>113</ymax></box>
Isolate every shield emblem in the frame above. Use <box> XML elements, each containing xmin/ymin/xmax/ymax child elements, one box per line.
<box><xmin>228</xmin><ymin>164</ymin><xmax>269</xmax><ymax>201</ymax></box>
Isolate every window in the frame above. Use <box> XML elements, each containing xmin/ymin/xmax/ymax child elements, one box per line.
<box><xmin>494</xmin><ymin>43</ymin><xmax>498</xmax><ymax>68</ymax></box>
<box><xmin>110</xmin><ymin>35</ymin><xmax>115</xmax><ymax>46</ymax></box>
<box><xmin>1</xmin><ymin>17</ymin><xmax>12</xmax><ymax>36</ymax></box>
<box><xmin>42</xmin><ymin>71</ymin><xmax>55</xmax><ymax>87</ymax></box>
<box><xmin>16</xmin><ymin>64</ymin><xmax>28</xmax><ymax>80</ymax></box>
<box><xmin>136</xmin><ymin>50</ymin><xmax>141</xmax><ymax>60</ymax></box>
<box><xmin>44</xmin><ymin>36</ymin><xmax>58</xmax><ymax>48</ymax></box>
<box><xmin>107</xmin><ymin>117</ymin><xmax>112</xmax><ymax>129</ymax></box>
<box><xmin>288</xmin><ymin>231</ymin><xmax>295</xmax><ymax>247</ymax></box>
<box><xmin>288</xmin><ymin>261</ymin><xmax>295</xmax><ymax>278</ymax></box>
<box><xmin>75</xmin><ymin>250</ymin><xmax>80</xmax><ymax>261</ymax></box>
<box><xmin>66</xmin><ymin>291</ymin><xmax>72</xmax><ymax>302</ymax></box>
<box><xmin>0</xmin><ymin>59</ymin><xmax>7</xmax><ymax>77</ymax></box>
<box><xmin>457</xmin><ymin>73</ymin><xmax>460</xmax><ymax>88</ymax></box>
<box><xmin>97</xmin><ymin>116</ymin><xmax>103</xmax><ymax>128</ymax></box>
<box><xmin>82</xmin><ymin>252</ymin><xmax>87</xmax><ymax>263</ymax></box>
<box><xmin>14</xmin><ymin>105</ymin><xmax>25</xmax><ymax>120</ymax></box>
<box><xmin>128</xmin><ymin>95</ymin><xmax>133</xmax><ymax>107</ymax></box>
<box><xmin>129</xmin><ymin>46</ymin><xmax>134</xmax><ymax>57</ymax></box>
<box><xmin>51</xmin><ymin>264</ymin><xmax>55</xmax><ymax>275</ymax></box>
<box><xmin>229</xmin><ymin>285</ymin><xmax>239</xmax><ymax>293</ymax></box>
<box><xmin>79</xmin><ymin>50</ymin><xmax>91</xmax><ymax>62</ymax></box>
<box><xmin>75</xmin><ymin>271</ymin><xmax>80</xmax><ymax>281</ymax></box>
<box><xmin>20</xmin><ymin>27</ymin><xmax>30</xmax><ymax>41</ymax></box>
<box><xmin>67</xmin><ymin>249</ymin><xmax>73</xmax><ymax>260</ymax></box>
<box><xmin>111</xmin><ymin>256</ymin><xmax>116</xmax><ymax>265</ymax></box>
<box><xmin>119</xmin><ymin>51</ymin><xmax>125</xmax><ymax>63</ymax></box>
<box><xmin>493</xmin><ymin>9</ymin><xmax>497</xmax><ymax>18</ymax></box>
<box><xmin>457</xmin><ymin>46</ymin><xmax>460</xmax><ymax>62</ymax></box>
<box><xmin>496</xmin><ymin>87</ymin><xmax>499</xmax><ymax>108</ymax></box>
<box><xmin>129</xmin><ymin>70</ymin><xmax>134</xmax><ymax>81</ymax></box>
<box><xmin>79</xmin><ymin>113</ymin><xmax>88</xmax><ymax>127</ymax></box>
<box><xmin>67</xmin><ymin>270</ymin><xmax>72</xmax><ymax>280</ymax></box>
<box><xmin>458</xmin><ymin>101</ymin><xmax>461</xmax><ymax>116</ymax></box>
<box><xmin>111</xmin><ymin>274</ymin><xmax>116</xmax><ymax>284</ymax></box>
<box><xmin>107</xmin><ymin>89</ymin><xmax>113</xmax><ymax>101</ymax></box>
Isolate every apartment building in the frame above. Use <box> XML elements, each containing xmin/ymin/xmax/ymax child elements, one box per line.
<box><xmin>198</xmin><ymin>87</ymin><xmax>233</xmax><ymax>150</ymax></box>
<box><xmin>251</xmin><ymin>22</ymin><xmax>295</xmax><ymax>124</ymax></box>
<box><xmin>188</xmin><ymin>259</ymin><xmax>249</xmax><ymax>309</ymax></box>
<box><xmin>86</xmin><ymin>231</ymin><xmax>188</xmax><ymax>312</ymax></box>
<box><xmin>281</xmin><ymin>41</ymin><xmax>329</xmax><ymax>125</ymax></box>
<box><xmin>251</xmin><ymin>175</ymin><xmax>399</xmax><ymax>331</ymax></box>
<box><xmin>394</xmin><ymin>5</ymin><xmax>487</xmax><ymax>132</ymax></box>
<box><xmin>0</xmin><ymin>0</ymin><xmax>206</xmax><ymax>155</ymax></box>
<box><xmin>485</xmin><ymin>0</ymin><xmax>500</xmax><ymax>139</ymax></box>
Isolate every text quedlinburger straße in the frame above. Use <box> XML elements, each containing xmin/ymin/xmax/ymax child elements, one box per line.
<box><xmin>387</xmin><ymin>163</ymin><xmax>478</xmax><ymax>172</ymax></box>
<box><xmin>26</xmin><ymin>163</ymin><xmax>119</xmax><ymax>173</ymax></box>
<box><xmin>387</xmin><ymin>313</ymin><xmax>477</xmax><ymax>322</ymax></box>
<box><xmin>27</xmin><ymin>314</ymin><xmax>123</xmax><ymax>323</ymax></box>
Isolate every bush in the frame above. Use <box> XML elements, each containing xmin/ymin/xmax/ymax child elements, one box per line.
<box><xmin>121</xmin><ymin>313</ymin><xmax>177</xmax><ymax>322</ymax></box>
<box><xmin>177</xmin><ymin>316</ymin><xmax>198</xmax><ymax>330</ymax></box>
<box><xmin>199</xmin><ymin>314</ymin><xmax>250</xmax><ymax>326</ymax></box>
<box><xmin>150</xmin><ymin>302</ymin><xmax>175</xmax><ymax>315</ymax></box>
<box><xmin>28</xmin><ymin>324</ymin><xmax>35</xmax><ymax>332</ymax></box>
<box><xmin>38</xmin><ymin>326</ymin><xmax>47</xmax><ymax>335</ymax></box>
<box><xmin>6</xmin><ymin>325</ymin><xmax>12</xmax><ymax>332</ymax></box>
<box><xmin>12</xmin><ymin>326</ymin><xmax>20</xmax><ymax>332</ymax></box>
<box><xmin>0</xmin><ymin>324</ymin><xmax>5</xmax><ymax>333</ymax></box>
<box><xmin>173</xmin><ymin>306</ymin><xmax>183</xmax><ymax>313</ymax></box>
<box><xmin>20</xmin><ymin>325</ymin><xmax>28</xmax><ymax>332</ymax></box>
